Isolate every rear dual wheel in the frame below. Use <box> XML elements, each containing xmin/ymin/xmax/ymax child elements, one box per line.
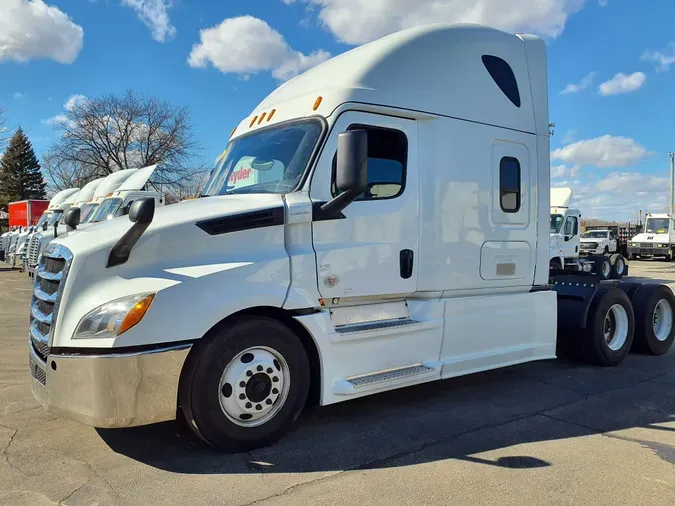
<box><xmin>629</xmin><ymin>284</ymin><xmax>675</xmax><ymax>355</ymax></box>
<box><xmin>582</xmin><ymin>286</ymin><xmax>634</xmax><ymax>366</ymax></box>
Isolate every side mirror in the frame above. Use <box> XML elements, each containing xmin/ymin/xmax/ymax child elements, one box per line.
<box><xmin>108</xmin><ymin>198</ymin><xmax>155</xmax><ymax>268</ymax></box>
<box><xmin>64</xmin><ymin>207</ymin><xmax>81</xmax><ymax>231</ymax></box>
<box><xmin>42</xmin><ymin>221</ymin><xmax>48</xmax><ymax>231</ymax></box>
<box><xmin>320</xmin><ymin>130</ymin><xmax>368</xmax><ymax>217</ymax></box>
<box><xmin>129</xmin><ymin>198</ymin><xmax>155</xmax><ymax>225</ymax></box>
<box><xmin>564</xmin><ymin>235</ymin><xmax>571</xmax><ymax>242</ymax></box>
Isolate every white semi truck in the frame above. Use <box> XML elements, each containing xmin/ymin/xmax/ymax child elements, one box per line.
<box><xmin>549</xmin><ymin>187</ymin><xmax>627</xmax><ymax>280</ymax></box>
<box><xmin>26</xmin><ymin>167</ymin><xmax>162</xmax><ymax>279</ymax></box>
<box><xmin>28</xmin><ymin>24</ymin><xmax>675</xmax><ymax>452</ymax></box>
<box><xmin>628</xmin><ymin>213</ymin><xmax>675</xmax><ymax>261</ymax></box>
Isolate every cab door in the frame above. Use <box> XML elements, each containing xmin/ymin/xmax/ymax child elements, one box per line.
<box><xmin>561</xmin><ymin>214</ymin><xmax>579</xmax><ymax>257</ymax></box>
<box><xmin>310</xmin><ymin>112</ymin><xmax>419</xmax><ymax>300</ymax></box>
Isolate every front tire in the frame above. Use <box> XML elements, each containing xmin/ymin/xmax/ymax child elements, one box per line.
<box><xmin>179</xmin><ymin>316</ymin><xmax>310</xmax><ymax>452</ymax></box>
<box><xmin>610</xmin><ymin>254</ymin><xmax>626</xmax><ymax>279</ymax></box>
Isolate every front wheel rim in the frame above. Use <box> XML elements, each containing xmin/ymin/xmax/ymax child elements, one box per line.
<box><xmin>653</xmin><ymin>299</ymin><xmax>673</xmax><ymax>342</ymax></box>
<box><xmin>604</xmin><ymin>303</ymin><xmax>629</xmax><ymax>351</ymax></box>
<box><xmin>218</xmin><ymin>346</ymin><xmax>291</xmax><ymax>427</ymax></box>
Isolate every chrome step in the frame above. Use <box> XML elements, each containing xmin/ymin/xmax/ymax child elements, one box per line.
<box><xmin>336</xmin><ymin>318</ymin><xmax>420</xmax><ymax>335</ymax></box>
<box><xmin>333</xmin><ymin>362</ymin><xmax>440</xmax><ymax>395</ymax></box>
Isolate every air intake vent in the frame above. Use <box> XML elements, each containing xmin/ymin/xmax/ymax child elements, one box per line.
<box><xmin>196</xmin><ymin>207</ymin><xmax>284</xmax><ymax>236</ymax></box>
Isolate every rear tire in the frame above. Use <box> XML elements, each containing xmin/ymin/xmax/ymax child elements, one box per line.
<box><xmin>609</xmin><ymin>254</ymin><xmax>626</xmax><ymax>279</ymax></box>
<box><xmin>179</xmin><ymin>316</ymin><xmax>310</xmax><ymax>452</ymax></box>
<box><xmin>591</xmin><ymin>255</ymin><xmax>612</xmax><ymax>280</ymax></box>
<box><xmin>631</xmin><ymin>284</ymin><xmax>675</xmax><ymax>355</ymax></box>
<box><xmin>550</xmin><ymin>258</ymin><xmax>562</xmax><ymax>270</ymax></box>
<box><xmin>617</xmin><ymin>282</ymin><xmax>644</xmax><ymax>300</ymax></box>
<box><xmin>582</xmin><ymin>286</ymin><xmax>634</xmax><ymax>366</ymax></box>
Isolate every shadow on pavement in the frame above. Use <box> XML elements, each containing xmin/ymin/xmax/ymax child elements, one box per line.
<box><xmin>97</xmin><ymin>353</ymin><xmax>675</xmax><ymax>475</ymax></box>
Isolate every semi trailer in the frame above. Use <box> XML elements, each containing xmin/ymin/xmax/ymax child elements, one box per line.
<box><xmin>28</xmin><ymin>23</ymin><xmax>675</xmax><ymax>452</ymax></box>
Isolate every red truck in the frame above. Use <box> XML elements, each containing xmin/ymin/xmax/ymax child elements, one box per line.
<box><xmin>8</xmin><ymin>200</ymin><xmax>49</xmax><ymax>227</ymax></box>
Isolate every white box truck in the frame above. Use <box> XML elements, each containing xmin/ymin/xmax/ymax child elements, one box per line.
<box><xmin>28</xmin><ymin>24</ymin><xmax>675</xmax><ymax>452</ymax></box>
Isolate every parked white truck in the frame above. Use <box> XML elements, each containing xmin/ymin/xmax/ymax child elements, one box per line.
<box><xmin>628</xmin><ymin>213</ymin><xmax>675</xmax><ymax>261</ymax></box>
<box><xmin>28</xmin><ymin>24</ymin><xmax>675</xmax><ymax>452</ymax></box>
<box><xmin>549</xmin><ymin>187</ymin><xmax>626</xmax><ymax>279</ymax></box>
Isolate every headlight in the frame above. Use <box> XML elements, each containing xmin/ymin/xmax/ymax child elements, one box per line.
<box><xmin>73</xmin><ymin>293</ymin><xmax>155</xmax><ymax>339</ymax></box>
<box><xmin>659</xmin><ymin>244</ymin><xmax>670</xmax><ymax>248</ymax></box>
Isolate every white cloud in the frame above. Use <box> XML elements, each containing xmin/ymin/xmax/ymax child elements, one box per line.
<box><xmin>562</xmin><ymin>129</ymin><xmax>577</xmax><ymax>144</ymax></box>
<box><xmin>286</xmin><ymin>0</ymin><xmax>588</xmax><ymax>45</ymax></box>
<box><xmin>563</xmin><ymin>172</ymin><xmax>670</xmax><ymax>221</ymax></box>
<box><xmin>13</xmin><ymin>92</ymin><xmax>24</xmax><ymax>99</ymax></box>
<box><xmin>598</xmin><ymin>0</ymin><xmax>608</xmax><ymax>5</ymax></box>
<box><xmin>0</xmin><ymin>0</ymin><xmax>83</xmax><ymax>64</ymax></box>
<box><xmin>188</xmin><ymin>16</ymin><xmax>331</xmax><ymax>81</ymax></box>
<box><xmin>598</xmin><ymin>72</ymin><xmax>646</xmax><ymax>96</ymax></box>
<box><xmin>641</xmin><ymin>42</ymin><xmax>675</xmax><ymax>72</ymax></box>
<box><xmin>551</xmin><ymin>164</ymin><xmax>580</xmax><ymax>178</ymax></box>
<box><xmin>42</xmin><ymin>94</ymin><xmax>88</xmax><ymax>126</ymax></box>
<box><xmin>551</xmin><ymin>135</ymin><xmax>650</xmax><ymax>168</ymax></box>
<box><xmin>561</xmin><ymin>71</ymin><xmax>596</xmax><ymax>94</ymax></box>
<box><xmin>64</xmin><ymin>94</ymin><xmax>88</xmax><ymax>111</ymax></box>
<box><xmin>122</xmin><ymin>0</ymin><xmax>175</xmax><ymax>42</ymax></box>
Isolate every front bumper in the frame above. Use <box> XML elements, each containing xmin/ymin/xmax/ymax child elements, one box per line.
<box><xmin>579</xmin><ymin>247</ymin><xmax>603</xmax><ymax>255</ymax></box>
<box><xmin>29</xmin><ymin>342</ymin><xmax>191</xmax><ymax>428</ymax></box>
<box><xmin>628</xmin><ymin>246</ymin><xmax>669</xmax><ymax>256</ymax></box>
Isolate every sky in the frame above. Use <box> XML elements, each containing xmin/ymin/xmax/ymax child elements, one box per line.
<box><xmin>1</xmin><ymin>0</ymin><xmax>675</xmax><ymax>221</ymax></box>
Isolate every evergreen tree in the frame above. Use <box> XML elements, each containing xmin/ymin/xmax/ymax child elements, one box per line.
<box><xmin>0</xmin><ymin>127</ymin><xmax>47</xmax><ymax>201</ymax></box>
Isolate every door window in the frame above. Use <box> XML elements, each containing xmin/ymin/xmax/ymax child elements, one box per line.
<box><xmin>564</xmin><ymin>216</ymin><xmax>578</xmax><ymax>236</ymax></box>
<box><xmin>332</xmin><ymin>125</ymin><xmax>407</xmax><ymax>201</ymax></box>
<box><xmin>499</xmin><ymin>157</ymin><xmax>521</xmax><ymax>212</ymax></box>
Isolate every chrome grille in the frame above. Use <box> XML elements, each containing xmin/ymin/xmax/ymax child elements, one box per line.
<box><xmin>640</xmin><ymin>243</ymin><xmax>653</xmax><ymax>248</ymax></box>
<box><xmin>29</xmin><ymin>244</ymin><xmax>73</xmax><ymax>374</ymax></box>
<box><xmin>27</xmin><ymin>234</ymin><xmax>42</xmax><ymax>267</ymax></box>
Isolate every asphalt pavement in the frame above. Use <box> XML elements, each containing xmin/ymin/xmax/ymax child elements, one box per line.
<box><xmin>1</xmin><ymin>262</ymin><xmax>674</xmax><ymax>505</ymax></box>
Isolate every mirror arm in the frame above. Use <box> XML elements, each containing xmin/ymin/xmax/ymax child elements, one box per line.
<box><xmin>320</xmin><ymin>188</ymin><xmax>362</xmax><ymax>218</ymax></box>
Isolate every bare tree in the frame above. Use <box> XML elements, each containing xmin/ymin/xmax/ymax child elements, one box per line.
<box><xmin>43</xmin><ymin>90</ymin><xmax>206</xmax><ymax>190</ymax></box>
<box><xmin>162</xmin><ymin>171</ymin><xmax>211</xmax><ymax>204</ymax></box>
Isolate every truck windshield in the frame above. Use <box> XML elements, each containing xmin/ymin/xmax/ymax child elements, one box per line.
<box><xmin>79</xmin><ymin>203</ymin><xmax>99</xmax><ymax>224</ymax></box>
<box><xmin>48</xmin><ymin>211</ymin><xmax>63</xmax><ymax>227</ymax></box>
<box><xmin>550</xmin><ymin>214</ymin><xmax>564</xmax><ymax>233</ymax></box>
<box><xmin>582</xmin><ymin>231</ymin><xmax>608</xmax><ymax>238</ymax></box>
<box><xmin>202</xmin><ymin>119</ymin><xmax>323</xmax><ymax>196</ymax></box>
<box><xmin>645</xmin><ymin>218</ymin><xmax>670</xmax><ymax>234</ymax></box>
<box><xmin>91</xmin><ymin>198</ymin><xmax>123</xmax><ymax>223</ymax></box>
<box><xmin>35</xmin><ymin>213</ymin><xmax>51</xmax><ymax>228</ymax></box>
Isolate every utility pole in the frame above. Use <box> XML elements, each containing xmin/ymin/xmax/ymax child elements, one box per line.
<box><xmin>670</xmin><ymin>152</ymin><xmax>675</xmax><ymax>214</ymax></box>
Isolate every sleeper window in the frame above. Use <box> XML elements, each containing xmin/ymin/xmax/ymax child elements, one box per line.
<box><xmin>332</xmin><ymin>125</ymin><xmax>407</xmax><ymax>200</ymax></box>
<box><xmin>499</xmin><ymin>157</ymin><xmax>521</xmax><ymax>213</ymax></box>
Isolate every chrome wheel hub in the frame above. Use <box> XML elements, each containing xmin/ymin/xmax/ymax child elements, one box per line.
<box><xmin>218</xmin><ymin>346</ymin><xmax>290</xmax><ymax>427</ymax></box>
<box><xmin>652</xmin><ymin>299</ymin><xmax>673</xmax><ymax>342</ymax></box>
<box><xmin>604</xmin><ymin>304</ymin><xmax>628</xmax><ymax>351</ymax></box>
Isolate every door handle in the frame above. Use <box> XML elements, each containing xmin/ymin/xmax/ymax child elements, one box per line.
<box><xmin>400</xmin><ymin>249</ymin><xmax>414</xmax><ymax>279</ymax></box>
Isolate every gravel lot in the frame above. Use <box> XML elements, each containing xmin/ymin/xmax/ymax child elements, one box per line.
<box><xmin>1</xmin><ymin>261</ymin><xmax>674</xmax><ymax>505</ymax></box>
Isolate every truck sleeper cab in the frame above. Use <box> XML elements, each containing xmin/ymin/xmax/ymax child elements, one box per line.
<box><xmin>29</xmin><ymin>24</ymin><xmax>675</xmax><ymax>452</ymax></box>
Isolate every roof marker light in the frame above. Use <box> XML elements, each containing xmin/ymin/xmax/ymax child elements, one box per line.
<box><xmin>258</xmin><ymin>112</ymin><xmax>267</xmax><ymax>124</ymax></box>
<box><xmin>249</xmin><ymin>116</ymin><xmax>258</xmax><ymax>127</ymax></box>
<box><xmin>313</xmin><ymin>96</ymin><xmax>322</xmax><ymax>111</ymax></box>
<box><xmin>267</xmin><ymin>109</ymin><xmax>276</xmax><ymax>121</ymax></box>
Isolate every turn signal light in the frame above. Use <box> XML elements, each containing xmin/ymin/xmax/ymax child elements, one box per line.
<box><xmin>118</xmin><ymin>294</ymin><xmax>155</xmax><ymax>335</ymax></box>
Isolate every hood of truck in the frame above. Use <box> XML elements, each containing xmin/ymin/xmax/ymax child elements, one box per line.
<box><xmin>580</xmin><ymin>237</ymin><xmax>605</xmax><ymax>243</ymax></box>
<box><xmin>49</xmin><ymin>194</ymin><xmax>291</xmax><ymax>348</ymax></box>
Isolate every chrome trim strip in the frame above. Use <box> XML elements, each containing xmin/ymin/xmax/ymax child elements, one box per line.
<box><xmin>43</xmin><ymin>244</ymin><xmax>73</xmax><ymax>261</ymax></box>
<box><xmin>33</xmin><ymin>285</ymin><xmax>58</xmax><ymax>303</ymax></box>
<box><xmin>30</xmin><ymin>302</ymin><xmax>53</xmax><ymax>325</ymax></box>
<box><xmin>36</xmin><ymin>267</ymin><xmax>63</xmax><ymax>281</ymax></box>
<box><xmin>29</xmin><ymin>339</ymin><xmax>47</xmax><ymax>367</ymax></box>
<box><xmin>54</xmin><ymin>343</ymin><xmax>192</xmax><ymax>360</ymax></box>
<box><xmin>30</xmin><ymin>322</ymin><xmax>49</xmax><ymax>345</ymax></box>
